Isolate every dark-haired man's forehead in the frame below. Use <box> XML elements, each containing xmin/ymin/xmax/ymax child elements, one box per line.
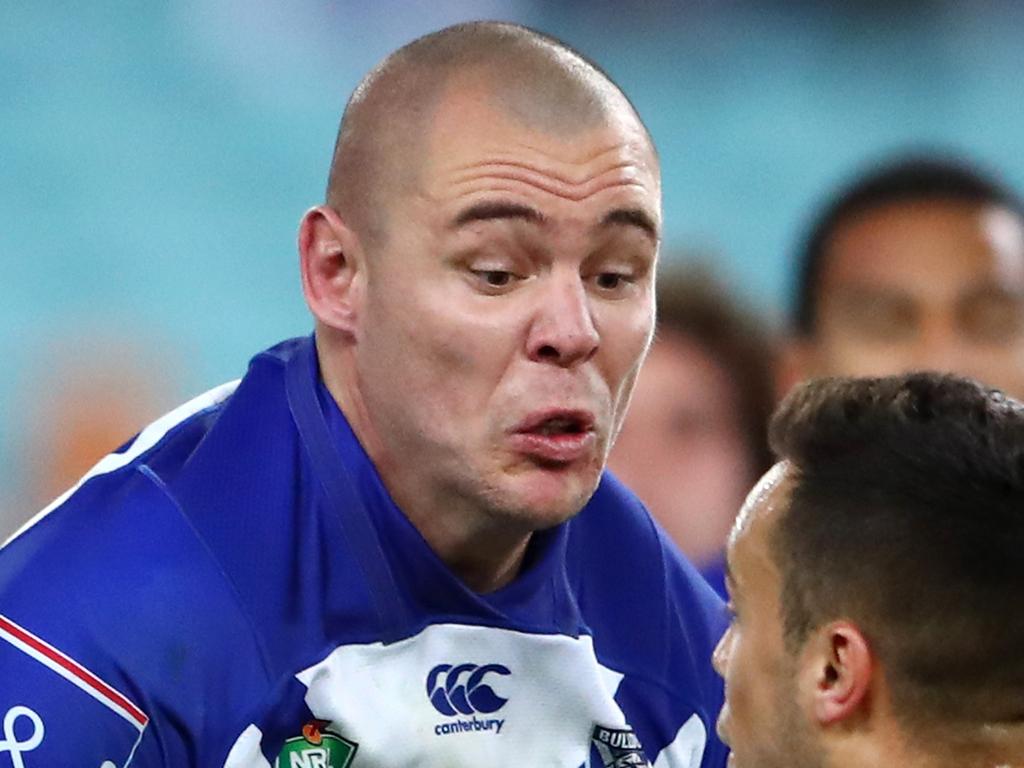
<box><xmin>821</xmin><ymin>199</ymin><xmax>1022</xmax><ymax>287</ymax></box>
<box><xmin>730</xmin><ymin>462</ymin><xmax>789</xmax><ymax>545</ymax></box>
<box><xmin>983</xmin><ymin>205</ymin><xmax>1024</xmax><ymax>280</ymax></box>
<box><xmin>725</xmin><ymin>463</ymin><xmax>792</xmax><ymax>592</ymax></box>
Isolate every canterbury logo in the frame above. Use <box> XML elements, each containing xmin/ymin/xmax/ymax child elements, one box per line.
<box><xmin>426</xmin><ymin>663</ymin><xmax>511</xmax><ymax>716</ymax></box>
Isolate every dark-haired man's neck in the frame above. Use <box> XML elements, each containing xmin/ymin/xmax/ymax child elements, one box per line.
<box><xmin>828</xmin><ymin>722</ymin><xmax>1024</xmax><ymax>768</ymax></box>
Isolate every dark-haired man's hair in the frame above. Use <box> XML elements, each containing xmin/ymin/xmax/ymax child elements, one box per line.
<box><xmin>768</xmin><ymin>373</ymin><xmax>1024</xmax><ymax>732</ymax></box>
<box><xmin>791</xmin><ymin>155</ymin><xmax>1024</xmax><ymax>336</ymax></box>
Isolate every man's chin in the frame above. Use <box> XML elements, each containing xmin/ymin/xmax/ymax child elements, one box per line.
<box><xmin>502</xmin><ymin>471</ymin><xmax>599</xmax><ymax>529</ymax></box>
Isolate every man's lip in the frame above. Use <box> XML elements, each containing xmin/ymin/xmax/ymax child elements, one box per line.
<box><xmin>508</xmin><ymin>409</ymin><xmax>597</xmax><ymax>464</ymax></box>
<box><xmin>507</xmin><ymin>430</ymin><xmax>596</xmax><ymax>464</ymax></box>
<box><xmin>512</xmin><ymin>408</ymin><xmax>596</xmax><ymax>434</ymax></box>
<box><xmin>716</xmin><ymin>714</ymin><xmax>731</xmax><ymax>747</ymax></box>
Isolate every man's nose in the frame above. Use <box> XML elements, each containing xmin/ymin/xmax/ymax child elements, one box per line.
<box><xmin>526</xmin><ymin>274</ymin><xmax>600</xmax><ymax>367</ymax></box>
<box><xmin>905</xmin><ymin>312</ymin><xmax>964</xmax><ymax>374</ymax></box>
<box><xmin>712</xmin><ymin>629</ymin><xmax>731</xmax><ymax>677</ymax></box>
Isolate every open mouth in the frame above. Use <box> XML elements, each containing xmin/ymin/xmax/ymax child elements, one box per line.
<box><xmin>531</xmin><ymin>415</ymin><xmax>589</xmax><ymax>436</ymax></box>
<box><xmin>511</xmin><ymin>410</ymin><xmax>596</xmax><ymax>464</ymax></box>
<box><xmin>515</xmin><ymin>409</ymin><xmax>595</xmax><ymax>437</ymax></box>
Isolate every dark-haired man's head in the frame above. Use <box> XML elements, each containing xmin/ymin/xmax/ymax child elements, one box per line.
<box><xmin>714</xmin><ymin>373</ymin><xmax>1024</xmax><ymax>768</ymax></box>
<box><xmin>783</xmin><ymin>156</ymin><xmax>1024</xmax><ymax>400</ymax></box>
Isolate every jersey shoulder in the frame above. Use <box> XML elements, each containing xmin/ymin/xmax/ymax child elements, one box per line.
<box><xmin>0</xmin><ymin>380</ymin><xmax>276</xmax><ymax>765</ymax></box>
<box><xmin>570</xmin><ymin>471</ymin><xmax>727</xmax><ymax>687</ymax></box>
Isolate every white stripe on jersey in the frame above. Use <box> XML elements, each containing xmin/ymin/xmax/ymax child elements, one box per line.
<box><xmin>2</xmin><ymin>379</ymin><xmax>240</xmax><ymax>549</ymax></box>
<box><xmin>0</xmin><ymin>613</ymin><xmax>148</xmax><ymax>731</ymax></box>
<box><xmin>653</xmin><ymin>713</ymin><xmax>707</xmax><ymax>768</ymax></box>
<box><xmin>223</xmin><ymin>725</ymin><xmax>272</xmax><ymax>768</ymax></box>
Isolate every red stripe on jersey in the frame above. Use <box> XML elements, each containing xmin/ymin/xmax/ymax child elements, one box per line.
<box><xmin>0</xmin><ymin>614</ymin><xmax>148</xmax><ymax>728</ymax></box>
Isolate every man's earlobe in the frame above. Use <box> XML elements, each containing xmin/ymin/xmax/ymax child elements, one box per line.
<box><xmin>807</xmin><ymin>621</ymin><xmax>872</xmax><ymax>726</ymax></box>
<box><xmin>298</xmin><ymin>206</ymin><xmax>363</xmax><ymax>335</ymax></box>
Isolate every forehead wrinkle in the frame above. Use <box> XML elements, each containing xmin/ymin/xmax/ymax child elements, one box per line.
<box><xmin>502</xmin><ymin>137</ymin><xmax>647</xmax><ymax>171</ymax></box>
<box><xmin>455</xmin><ymin>157</ymin><xmax>649</xmax><ymax>187</ymax></box>
<box><xmin>445</xmin><ymin>164</ymin><xmax>656</xmax><ymax>206</ymax></box>
<box><xmin>449</xmin><ymin>140</ymin><xmax>652</xmax><ymax>185</ymax></box>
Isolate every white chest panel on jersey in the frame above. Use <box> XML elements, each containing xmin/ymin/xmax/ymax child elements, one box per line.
<box><xmin>225</xmin><ymin>622</ymin><xmax>691</xmax><ymax>768</ymax></box>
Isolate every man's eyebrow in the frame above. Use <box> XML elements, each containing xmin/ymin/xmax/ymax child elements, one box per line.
<box><xmin>452</xmin><ymin>202</ymin><xmax>546</xmax><ymax>229</ymax></box>
<box><xmin>601</xmin><ymin>208</ymin><xmax>659</xmax><ymax>243</ymax></box>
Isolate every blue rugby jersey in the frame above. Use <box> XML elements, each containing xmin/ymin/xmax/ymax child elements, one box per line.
<box><xmin>0</xmin><ymin>336</ymin><xmax>729</xmax><ymax>767</ymax></box>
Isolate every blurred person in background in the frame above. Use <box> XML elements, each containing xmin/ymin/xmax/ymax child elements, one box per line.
<box><xmin>609</xmin><ymin>266</ymin><xmax>776</xmax><ymax>599</ymax></box>
<box><xmin>781</xmin><ymin>154</ymin><xmax>1024</xmax><ymax>398</ymax></box>
<box><xmin>714</xmin><ymin>373</ymin><xmax>1024</xmax><ymax>768</ymax></box>
<box><xmin>1</xmin><ymin>333</ymin><xmax>178</xmax><ymax>539</ymax></box>
<box><xmin>22</xmin><ymin>336</ymin><xmax>177</xmax><ymax>507</ymax></box>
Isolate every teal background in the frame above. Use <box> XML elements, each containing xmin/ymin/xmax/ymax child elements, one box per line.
<box><xmin>4</xmin><ymin>1</ymin><xmax>1024</xmax><ymax>523</ymax></box>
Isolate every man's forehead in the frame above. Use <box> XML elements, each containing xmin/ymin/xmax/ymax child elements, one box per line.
<box><xmin>726</xmin><ymin>462</ymin><xmax>792</xmax><ymax>584</ymax></box>
<box><xmin>428</xmin><ymin>91</ymin><xmax>651</xmax><ymax>165</ymax></box>
<box><xmin>732</xmin><ymin>463</ymin><xmax>788</xmax><ymax>537</ymax></box>
<box><xmin>424</xmin><ymin>93</ymin><xmax>656</xmax><ymax>199</ymax></box>
<box><xmin>816</xmin><ymin>204</ymin><xmax>1024</xmax><ymax>303</ymax></box>
<box><xmin>982</xmin><ymin>205</ymin><xmax>1024</xmax><ymax>285</ymax></box>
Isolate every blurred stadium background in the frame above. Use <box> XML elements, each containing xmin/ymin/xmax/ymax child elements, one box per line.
<box><xmin>4</xmin><ymin>0</ymin><xmax>1024</xmax><ymax>528</ymax></box>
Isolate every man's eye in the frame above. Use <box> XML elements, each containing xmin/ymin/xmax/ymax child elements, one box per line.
<box><xmin>959</xmin><ymin>291</ymin><xmax>1024</xmax><ymax>342</ymax></box>
<box><xmin>473</xmin><ymin>270</ymin><xmax>515</xmax><ymax>287</ymax></box>
<box><xmin>830</xmin><ymin>291</ymin><xmax>917</xmax><ymax>341</ymax></box>
<box><xmin>595</xmin><ymin>272</ymin><xmax>629</xmax><ymax>290</ymax></box>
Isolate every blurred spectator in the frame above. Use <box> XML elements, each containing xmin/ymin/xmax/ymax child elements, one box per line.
<box><xmin>5</xmin><ymin>332</ymin><xmax>180</xmax><ymax>537</ymax></box>
<box><xmin>781</xmin><ymin>154</ymin><xmax>1024</xmax><ymax>398</ymax></box>
<box><xmin>608</xmin><ymin>266</ymin><xmax>776</xmax><ymax>598</ymax></box>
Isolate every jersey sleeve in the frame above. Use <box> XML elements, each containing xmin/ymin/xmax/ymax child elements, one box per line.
<box><xmin>0</xmin><ymin>466</ymin><xmax>274</xmax><ymax>767</ymax></box>
<box><xmin>0</xmin><ymin>613</ymin><xmax>148</xmax><ymax>767</ymax></box>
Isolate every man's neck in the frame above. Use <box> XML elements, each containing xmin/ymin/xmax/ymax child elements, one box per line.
<box><xmin>413</xmin><ymin>512</ymin><xmax>534</xmax><ymax>593</ymax></box>
<box><xmin>828</xmin><ymin>726</ymin><xmax>1024</xmax><ymax>768</ymax></box>
<box><xmin>316</xmin><ymin>334</ymin><xmax>535</xmax><ymax>594</ymax></box>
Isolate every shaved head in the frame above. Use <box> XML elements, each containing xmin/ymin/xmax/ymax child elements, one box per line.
<box><xmin>325</xmin><ymin>21</ymin><xmax>653</xmax><ymax>245</ymax></box>
<box><xmin>300</xmin><ymin>19</ymin><xmax>662</xmax><ymax>594</ymax></box>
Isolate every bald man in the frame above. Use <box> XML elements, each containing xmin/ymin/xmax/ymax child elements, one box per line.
<box><xmin>0</xmin><ymin>23</ymin><xmax>729</xmax><ymax>768</ymax></box>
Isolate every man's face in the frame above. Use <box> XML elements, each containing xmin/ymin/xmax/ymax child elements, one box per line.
<box><xmin>353</xmin><ymin>79</ymin><xmax>660</xmax><ymax>531</ymax></box>
<box><xmin>608</xmin><ymin>331</ymin><xmax>753</xmax><ymax>567</ymax></box>
<box><xmin>713</xmin><ymin>464</ymin><xmax>821</xmax><ymax>768</ymax></box>
<box><xmin>802</xmin><ymin>199</ymin><xmax>1024</xmax><ymax>397</ymax></box>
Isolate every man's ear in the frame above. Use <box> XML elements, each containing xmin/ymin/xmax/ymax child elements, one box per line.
<box><xmin>800</xmin><ymin>621</ymin><xmax>873</xmax><ymax>727</ymax></box>
<box><xmin>298</xmin><ymin>205</ymin><xmax>364</xmax><ymax>336</ymax></box>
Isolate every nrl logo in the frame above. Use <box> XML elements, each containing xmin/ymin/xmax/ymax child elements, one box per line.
<box><xmin>274</xmin><ymin>719</ymin><xmax>357</xmax><ymax>768</ymax></box>
<box><xmin>588</xmin><ymin>725</ymin><xmax>651</xmax><ymax>768</ymax></box>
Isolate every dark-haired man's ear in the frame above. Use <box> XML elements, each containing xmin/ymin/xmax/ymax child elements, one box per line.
<box><xmin>801</xmin><ymin>621</ymin><xmax>873</xmax><ymax>727</ymax></box>
<box><xmin>298</xmin><ymin>205</ymin><xmax>365</xmax><ymax>337</ymax></box>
